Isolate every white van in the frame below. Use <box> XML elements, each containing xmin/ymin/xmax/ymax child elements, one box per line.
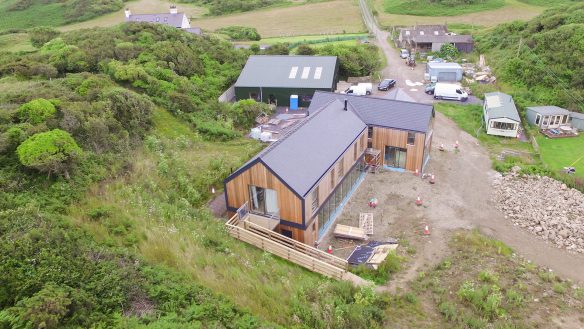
<box><xmin>358</xmin><ymin>83</ymin><xmax>372</xmax><ymax>95</ymax></box>
<box><xmin>343</xmin><ymin>84</ymin><xmax>368</xmax><ymax>96</ymax></box>
<box><xmin>433</xmin><ymin>83</ymin><xmax>468</xmax><ymax>102</ymax></box>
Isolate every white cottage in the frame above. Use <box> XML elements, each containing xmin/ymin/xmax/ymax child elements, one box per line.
<box><xmin>483</xmin><ymin>92</ymin><xmax>521</xmax><ymax>138</ymax></box>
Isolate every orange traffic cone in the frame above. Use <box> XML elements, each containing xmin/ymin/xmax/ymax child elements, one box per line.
<box><xmin>415</xmin><ymin>196</ymin><xmax>422</xmax><ymax>206</ymax></box>
<box><xmin>430</xmin><ymin>175</ymin><xmax>435</xmax><ymax>184</ymax></box>
<box><xmin>414</xmin><ymin>168</ymin><xmax>419</xmax><ymax>176</ymax></box>
<box><xmin>327</xmin><ymin>245</ymin><xmax>333</xmax><ymax>254</ymax></box>
<box><xmin>423</xmin><ymin>225</ymin><xmax>430</xmax><ymax>235</ymax></box>
<box><xmin>439</xmin><ymin>143</ymin><xmax>445</xmax><ymax>151</ymax></box>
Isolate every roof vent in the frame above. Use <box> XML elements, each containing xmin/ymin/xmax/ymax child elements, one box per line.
<box><xmin>344</xmin><ymin>99</ymin><xmax>348</xmax><ymax>111</ymax></box>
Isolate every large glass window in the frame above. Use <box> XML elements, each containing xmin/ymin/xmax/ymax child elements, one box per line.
<box><xmin>492</xmin><ymin>122</ymin><xmax>516</xmax><ymax>130</ymax></box>
<box><xmin>385</xmin><ymin>146</ymin><xmax>407</xmax><ymax>169</ymax></box>
<box><xmin>535</xmin><ymin>114</ymin><xmax>541</xmax><ymax>125</ymax></box>
<box><xmin>249</xmin><ymin>185</ymin><xmax>279</xmax><ymax>216</ymax></box>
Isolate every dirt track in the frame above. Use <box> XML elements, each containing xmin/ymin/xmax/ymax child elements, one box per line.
<box><xmin>331</xmin><ymin>1</ymin><xmax>584</xmax><ymax>285</ymax></box>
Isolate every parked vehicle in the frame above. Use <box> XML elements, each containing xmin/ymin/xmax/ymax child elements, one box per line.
<box><xmin>425</xmin><ymin>82</ymin><xmax>436</xmax><ymax>94</ymax></box>
<box><xmin>433</xmin><ymin>83</ymin><xmax>468</xmax><ymax>101</ymax></box>
<box><xmin>378</xmin><ymin>79</ymin><xmax>397</xmax><ymax>91</ymax></box>
<box><xmin>343</xmin><ymin>84</ymin><xmax>368</xmax><ymax>96</ymax></box>
<box><xmin>400</xmin><ymin>49</ymin><xmax>409</xmax><ymax>59</ymax></box>
<box><xmin>358</xmin><ymin>83</ymin><xmax>372</xmax><ymax>95</ymax></box>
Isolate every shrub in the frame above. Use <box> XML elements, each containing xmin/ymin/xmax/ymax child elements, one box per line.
<box><xmin>16</xmin><ymin>129</ymin><xmax>83</xmax><ymax>178</ymax></box>
<box><xmin>18</xmin><ymin>98</ymin><xmax>57</xmax><ymax>124</ymax></box>
<box><xmin>226</xmin><ymin>99</ymin><xmax>273</xmax><ymax>129</ymax></box>
<box><xmin>29</xmin><ymin>26</ymin><xmax>61</xmax><ymax>48</ymax></box>
<box><xmin>478</xmin><ymin>271</ymin><xmax>499</xmax><ymax>284</ymax></box>
<box><xmin>216</xmin><ymin>26</ymin><xmax>261</xmax><ymax>41</ymax></box>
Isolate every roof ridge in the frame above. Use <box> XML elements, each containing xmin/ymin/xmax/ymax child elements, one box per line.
<box><xmin>314</xmin><ymin>90</ymin><xmax>434</xmax><ymax>107</ymax></box>
<box><xmin>254</xmin><ymin>99</ymin><xmax>339</xmax><ymax>159</ymax></box>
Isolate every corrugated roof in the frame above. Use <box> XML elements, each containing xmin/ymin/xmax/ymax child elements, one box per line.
<box><xmin>127</xmin><ymin>13</ymin><xmax>186</xmax><ymax>28</ymax></box>
<box><xmin>570</xmin><ymin>112</ymin><xmax>584</xmax><ymax>120</ymax></box>
<box><xmin>234</xmin><ymin>55</ymin><xmax>338</xmax><ymax>89</ymax></box>
<box><xmin>413</xmin><ymin>34</ymin><xmax>473</xmax><ymax>44</ymax></box>
<box><xmin>427</xmin><ymin>62</ymin><xmax>463</xmax><ymax>70</ymax></box>
<box><xmin>484</xmin><ymin>92</ymin><xmax>520</xmax><ymax>122</ymax></box>
<box><xmin>527</xmin><ymin>106</ymin><xmax>571</xmax><ymax>116</ymax></box>
<box><xmin>309</xmin><ymin>91</ymin><xmax>434</xmax><ymax>133</ymax></box>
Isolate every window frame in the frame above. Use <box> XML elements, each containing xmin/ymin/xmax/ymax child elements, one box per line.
<box><xmin>311</xmin><ymin>187</ymin><xmax>319</xmax><ymax>213</ymax></box>
<box><xmin>407</xmin><ymin>132</ymin><xmax>415</xmax><ymax>145</ymax></box>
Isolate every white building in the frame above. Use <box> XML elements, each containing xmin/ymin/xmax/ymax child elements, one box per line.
<box><xmin>483</xmin><ymin>92</ymin><xmax>521</xmax><ymax>138</ymax></box>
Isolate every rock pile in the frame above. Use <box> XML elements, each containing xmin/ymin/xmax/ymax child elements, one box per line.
<box><xmin>493</xmin><ymin>172</ymin><xmax>584</xmax><ymax>254</ymax></box>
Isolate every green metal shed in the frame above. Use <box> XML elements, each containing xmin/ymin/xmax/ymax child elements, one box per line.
<box><xmin>234</xmin><ymin>55</ymin><xmax>339</xmax><ymax>108</ymax></box>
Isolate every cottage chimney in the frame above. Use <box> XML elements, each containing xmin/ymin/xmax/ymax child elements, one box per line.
<box><xmin>169</xmin><ymin>5</ymin><xmax>178</xmax><ymax>14</ymax></box>
<box><xmin>344</xmin><ymin>99</ymin><xmax>348</xmax><ymax>111</ymax></box>
<box><xmin>124</xmin><ymin>8</ymin><xmax>131</xmax><ymax>18</ymax></box>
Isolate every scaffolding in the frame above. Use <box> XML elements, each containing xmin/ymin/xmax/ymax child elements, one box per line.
<box><xmin>364</xmin><ymin>148</ymin><xmax>381</xmax><ymax>173</ymax></box>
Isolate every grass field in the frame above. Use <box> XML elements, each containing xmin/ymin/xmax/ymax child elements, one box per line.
<box><xmin>537</xmin><ymin>134</ymin><xmax>584</xmax><ymax>178</ymax></box>
<box><xmin>195</xmin><ymin>0</ymin><xmax>366</xmax><ymax>38</ymax></box>
<box><xmin>0</xmin><ymin>32</ymin><xmax>36</xmax><ymax>52</ymax></box>
<box><xmin>60</xmin><ymin>0</ymin><xmax>207</xmax><ymax>31</ymax></box>
<box><xmin>383</xmin><ymin>0</ymin><xmax>505</xmax><ymax>16</ymax></box>
<box><xmin>0</xmin><ymin>0</ymin><xmax>65</xmax><ymax>31</ymax></box>
<box><xmin>435</xmin><ymin>103</ymin><xmax>535</xmax><ymax>159</ymax></box>
<box><xmin>517</xmin><ymin>0</ymin><xmax>578</xmax><ymax>6</ymax></box>
<box><xmin>374</xmin><ymin>0</ymin><xmax>544</xmax><ymax>27</ymax></box>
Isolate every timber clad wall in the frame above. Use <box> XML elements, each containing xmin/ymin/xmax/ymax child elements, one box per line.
<box><xmin>225</xmin><ymin>162</ymin><xmax>302</xmax><ymax>224</ymax></box>
<box><xmin>371</xmin><ymin>127</ymin><xmax>427</xmax><ymax>172</ymax></box>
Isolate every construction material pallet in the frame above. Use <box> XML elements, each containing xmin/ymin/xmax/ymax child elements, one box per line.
<box><xmin>359</xmin><ymin>213</ymin><xmax>374</xmax><ymax>235</ymax></box>
<box><xmin>334</xmin><ymin>224</ymin><xmax>368</xmax><ymax>240</ymax></box>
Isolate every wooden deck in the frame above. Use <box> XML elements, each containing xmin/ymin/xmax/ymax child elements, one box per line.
<box><xmin>225</xmin><ymin>213</ymin><xmax>349</xmax><ymax>280</ymax></box>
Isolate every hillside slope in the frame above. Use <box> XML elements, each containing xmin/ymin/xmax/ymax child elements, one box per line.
<box><xmin>475</xmin><ymin>2</ymin><xmax>584</xmax><ymax>111</ymax></box>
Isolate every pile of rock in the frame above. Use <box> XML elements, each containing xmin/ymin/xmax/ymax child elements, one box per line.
<box><xmin>493</xmin><ymin>171</ymin><xmax>584</xmax><ymax>254</ymax></box>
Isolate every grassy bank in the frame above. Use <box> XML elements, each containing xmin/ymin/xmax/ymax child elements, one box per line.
<box><xmin>374</xmin><ymin>0</ymin><xmax>543</xmax><ymax>27</ymax></box>
<box><xmin>383</xmin><ymin>0</ymin><xmax>505</xmax><ymax>16</ymax></box>
<box><xmin>195</xmin><ymin>0</ymin><xmax>365</xmax><ymax>38</ymax></box>
<box><xmin>536</xmin><ymin>135</ymin><xmax>584</xmax><ymax>179</ymax></box>
<box><xmin>407</xmin><ymin>230</ymin><xmax>584</xmax><ymax>328</ymax></box>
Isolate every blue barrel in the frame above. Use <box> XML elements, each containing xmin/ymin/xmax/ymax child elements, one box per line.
<box><xmin>290</xmin><ymin>95</ymin><xmax>298</xmax><ymax>110</ymax></box>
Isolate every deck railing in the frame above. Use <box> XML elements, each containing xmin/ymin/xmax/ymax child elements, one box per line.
<box><xmin>225</xmin><ymin>213</ymin><xmax>348</xmax><ymax>280</ymax></box>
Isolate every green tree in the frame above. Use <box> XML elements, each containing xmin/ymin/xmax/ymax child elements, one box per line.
<box><xmin>264</xmin><ymin>43</ymin><xmax>290</xmax><ymax>55</ymax></box>
<box><xmin>16</xmin><ymin>129</ymin><xmax>82</xmax><ymax>178</ymax></box>
<box><xmin>18</xmin><ymin>98</ymin><xmax>57</xmax><ymax>124</ymax></box>
<box><xmin>29</xmin><ymin>26</ymin><xmax>61</xmax><ymax>48</ymax></box>
<box><xmin>102</xmin><ymin>88</ymin><xmax>154</xmax><ymax>141</ymax></box>
<box><xmin>438</xmin><ymin>43</ymin><xmax>459</xmax><ymax>59</ymax></box>
<box><xmin>296</xmin><ymin>44</ymin><xmax>315</xmax><ymax>55</ymax></box>
<box><xmin>227</xmin><ymin>99</ymin><xmax>273</xmax><ymax>128</ymax></box>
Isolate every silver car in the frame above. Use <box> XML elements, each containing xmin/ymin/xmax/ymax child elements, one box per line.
<box><xmin>400</xmin><ymin>49</ymin><xmax>409</xmax><ymax>59</ymax></box>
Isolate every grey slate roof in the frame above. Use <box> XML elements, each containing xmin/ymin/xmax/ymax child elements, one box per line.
<box><xmin>309</xmin><ymin>91</ymin><xmax>435</xmax><ymax>133</ymax></box>
<box><xmin>234</xmin><ymin>55</ymin><xmax>338</xmax><ymax>89</ymax></box>
<box><xmin>527</xmin><ymin>106</ymin><xmax>571</xmax><ymax>116</ymax></box>
<box><xmin>126</xmin><ymin>13</ymin><xmax>186</xmax><ymax>28</ymax></box>
<box><xmin>570</xmin><ymin>112</ymin><xmax>584</xmax><ymax>120</ymax></box>
<box><xmin>413</xmin><ymin>34</ymin><xmax>473</xmax><ymax>44</ymax></box>
<box><xmin>400</xmin><ymin>25</ymin><xmax>447</xmax><ymax>41</ymax></box>
<box><xmin>231</xmin><ymin>99</ymin><xmax>366</xmax><ymax>197</ymax></box>
<box><xmin>484</xmin><ymin>92</ymin><xmax>521</xmax><ymax>122</ymax></box>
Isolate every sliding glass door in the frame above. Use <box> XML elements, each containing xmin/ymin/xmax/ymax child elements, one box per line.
<box><xmin>384</xmin><ymin>146</ymin><xmax>407</xmax><ymax>169</ymax></box>
<box><xmin>249</xmin><ymin>185</ymin><xmax>279</xmax><ymax>216</ymax></box>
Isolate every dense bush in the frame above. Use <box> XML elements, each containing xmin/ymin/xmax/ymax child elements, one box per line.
<box><xmin>226</xmin><ymin>99</ymin><xmax>273</xmax><ymax>128</ymax></box>
<box><xmin>216</xmin><ymin>26</ymin><xmax>261</xmax><ymax>41</ymax></box>
<box><xmin>17</xmin><ymin>98</ymin><xmax>57</xmax><ymax>124</ymax></box>
<box><xmin>29</xmin><ymin>26</ymin><xmax>61</xmax><ymax>48</ymax></box>
<box><xmin>17</xmin><ymin>129</ymin><xmax>82</xmax><ymax>178</ymax></box>
<box><xmin>317</xmin><ymin>43</ymin><xmax>382</xmax><ymax>78</ymax></box>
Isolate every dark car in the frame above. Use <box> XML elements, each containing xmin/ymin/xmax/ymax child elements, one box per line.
<box><xmin>377</xmin><ymin>79</ymin><xmax>396</xmax><ymax>91</ymax></box>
